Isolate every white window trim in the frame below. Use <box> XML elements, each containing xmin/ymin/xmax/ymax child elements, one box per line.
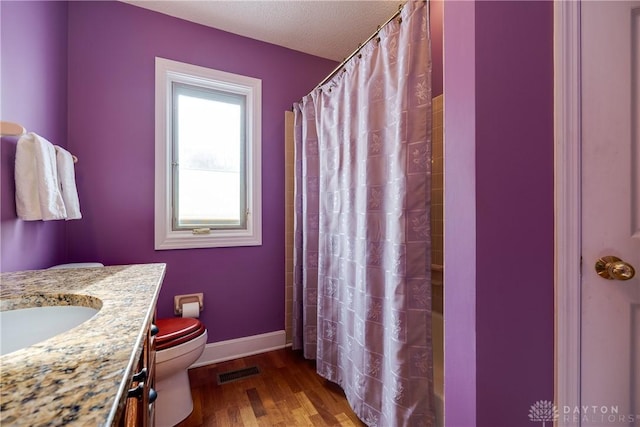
<box><xmin>155</xmin><ymin>57</ymin><xmax>262</xmax><ymax>250</ymax></box>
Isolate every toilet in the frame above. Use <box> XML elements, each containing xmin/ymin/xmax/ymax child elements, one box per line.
<box><xmin>49</xmin><ymin>263</ymin><xmax>207</xmax><ymax>427</ymax></box>
<box><xmin>154</xmin><ymin>317</ymin><xmax>207</xmax><ymax>426</ymax></box>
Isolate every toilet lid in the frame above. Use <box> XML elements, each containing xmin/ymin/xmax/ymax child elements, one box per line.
<box><xmin>155</xmin><ymin>318</ymin><xmax>206</xmax><ymax>350</ymax></box>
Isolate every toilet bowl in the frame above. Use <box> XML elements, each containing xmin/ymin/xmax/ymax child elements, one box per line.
<box><xmin>154</xmin><ymin>317</ymin><xmax>207</xmax><ymax>427</ymax></box>
<box><xmin>50</xmin><ymin>263</ymin><xmax>207</xmax><ymax>427</ymax></box>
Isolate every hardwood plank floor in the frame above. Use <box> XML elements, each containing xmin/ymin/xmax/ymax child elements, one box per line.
<box><xmin>176</xmin><ymin>348</ymin><xmax>366</xmax><ymax>427</ymax></box>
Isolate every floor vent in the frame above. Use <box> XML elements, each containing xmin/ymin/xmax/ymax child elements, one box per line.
<box><xmin>217</xmin><ymin>366</ymin><xmax>260</xmax><ymax>385</ymax></box>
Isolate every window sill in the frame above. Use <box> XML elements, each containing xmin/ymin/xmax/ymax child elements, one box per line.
<box><xmin>155</xmin><ymin>230</ymin><xmax>262</xmax><ymax>250</ymax></box>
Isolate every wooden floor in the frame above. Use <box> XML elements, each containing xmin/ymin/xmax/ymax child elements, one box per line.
<box><xmin>176</xmin><ymin>348</ymin><xmax>366</xmax><ymax>427</ymax></box>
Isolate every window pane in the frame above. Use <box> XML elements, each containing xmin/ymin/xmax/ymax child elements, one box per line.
<box><xmin>173</xmin><ymin>85</ymin><xmax>245</xmax><ymax>229</ymax></box>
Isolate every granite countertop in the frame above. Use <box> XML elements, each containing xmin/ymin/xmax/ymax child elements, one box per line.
<box><xmin>0</xmin><ymin>263</ymin><xmax>166</xmax><ymax>426</ymax></box>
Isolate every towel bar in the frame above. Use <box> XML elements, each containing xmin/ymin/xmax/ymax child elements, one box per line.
<box><xmin>1</xmin><ymin>121</ymin><xmax>78</xmax><ymax>163</ymax></box>
<box><xmin>0</xmin><ymin>121</ymin><xmax>26</xmax><ymax>136</ymax></box>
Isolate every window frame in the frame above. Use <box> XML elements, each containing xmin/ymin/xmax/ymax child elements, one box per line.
<box><xmin>155</xmin><ymin>57</ymin><xmax>262</xmax><ymax>250</ymax></box>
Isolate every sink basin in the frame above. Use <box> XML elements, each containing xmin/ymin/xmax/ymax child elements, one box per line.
<box><xmin>0</xmin><ymin>305</ymin><xmax>100</xmax><ymax>356</ymax></box>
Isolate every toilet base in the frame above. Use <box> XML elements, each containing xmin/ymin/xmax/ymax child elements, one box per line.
<box><xmin>155</xmin><ymin>368</ymin><xmax>194</xmax><ymax>427</ymax></box>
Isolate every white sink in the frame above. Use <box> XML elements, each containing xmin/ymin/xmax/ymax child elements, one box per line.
<box><xmin>0</xmin><ymin>305</ymin><xmax>100</xmax><ymax>356</ymax></box>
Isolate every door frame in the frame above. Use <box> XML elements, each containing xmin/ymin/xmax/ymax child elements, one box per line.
<box><xmin>554</xmin><ymin>0</ymin><xmax>581</xmax><ymax>424</ymax></box>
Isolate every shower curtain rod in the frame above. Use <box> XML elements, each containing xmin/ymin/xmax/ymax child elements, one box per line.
<box><xmin>312</xmin><ymin>2</ymin><xmax>405</xmax><ymax>91</ymax></box>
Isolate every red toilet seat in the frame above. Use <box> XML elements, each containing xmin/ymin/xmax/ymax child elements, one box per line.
<box><xmin>155</xmin><ymin>318</ymin><xmax>206</xmax><ymax>351</ymax></box>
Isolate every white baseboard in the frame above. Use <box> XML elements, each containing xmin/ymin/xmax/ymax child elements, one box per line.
<box><xmin>189</xmin><ymin>330</ymin><xmax>287</xmax><ymax>368</ymax></box>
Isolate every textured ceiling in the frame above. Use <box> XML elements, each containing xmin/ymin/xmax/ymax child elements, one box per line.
<box><xmin>122</xmin><ymin>1</ymin><xmax>402</xmax><ymax>61</ymax></box>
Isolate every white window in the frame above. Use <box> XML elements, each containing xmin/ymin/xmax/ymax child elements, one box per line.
<box><xmin>155</xmin><ymin>57</ymin><xmax>262</xmax><ymax>249</ymax></box>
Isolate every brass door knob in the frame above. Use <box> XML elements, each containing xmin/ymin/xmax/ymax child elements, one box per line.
<box><xmin>595</xmin><ymin>256</ymin><xmax>636</xmax><ymax>280</ymax></box>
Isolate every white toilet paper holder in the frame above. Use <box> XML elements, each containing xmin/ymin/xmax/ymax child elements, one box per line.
<box><xmin>174</xmin><ymin>293</ymin><xmax>204</xmax><ymax>315</ymax></box>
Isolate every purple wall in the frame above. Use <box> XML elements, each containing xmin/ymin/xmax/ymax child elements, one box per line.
<box><xmin>65</xmin><ymin>1</ymin><xmax>337</xmax><ymax>343</ymax></box>
<box><xmin>475</xmin><ymin>1</ymin><xmax>554</xmax><ymax>424</ymax></box>
<box><xmin>444</xmin><ymin>1</ymin><xmax>555</xmax><ymax>426</ymax></box>
<box><xmin>430</xmin><ymin>0</ymin><xmax>444</xmax><ymax>97</ymax></box>
<box><xmin>0</xmin><ymin>1</ymin><xmax>69</xmax><ymax>272</ymax></box>
<box><xmin>443</xmin><ymin>1</ymin><xmax>477</xmax><ymax>426</ymax></box>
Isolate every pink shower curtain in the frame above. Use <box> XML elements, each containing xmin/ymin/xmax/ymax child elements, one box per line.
<box><xmin>293</xmin><ymin>1</ymin><xmax>433</xmax><ymax>425</ymax></box>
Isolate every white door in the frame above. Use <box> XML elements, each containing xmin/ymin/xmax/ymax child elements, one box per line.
<box><xmin>581</xmin><ymin>1</ymin><xmax>640</xmax><ymax>425</ymax></box>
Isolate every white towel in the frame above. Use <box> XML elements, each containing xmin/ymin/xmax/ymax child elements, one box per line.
<box><xmin>14</xmin><ymin>133</ymin><xmax>67</xmax><ymax>221</ymax></box>
<box><xmin>54</xmin><ymin>145</ymin><xmax>82</xmax><ymax>220</ymax></box>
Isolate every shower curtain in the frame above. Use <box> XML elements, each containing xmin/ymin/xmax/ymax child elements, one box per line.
<box><xmin>292</xmin><ymin>2</ymin><xmax>434</xmax><ymax>425</ymax></box>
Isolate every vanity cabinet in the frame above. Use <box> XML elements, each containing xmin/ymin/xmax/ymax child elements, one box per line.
<box><xmin>121</xmin><ymin>318</ymin><xmax>158</xmax><ymax>427</ymax></box>
<box><xmin>0</xmin><ymin>264</ymin><xmax>166</xmax><ymax>426</ymax></box>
